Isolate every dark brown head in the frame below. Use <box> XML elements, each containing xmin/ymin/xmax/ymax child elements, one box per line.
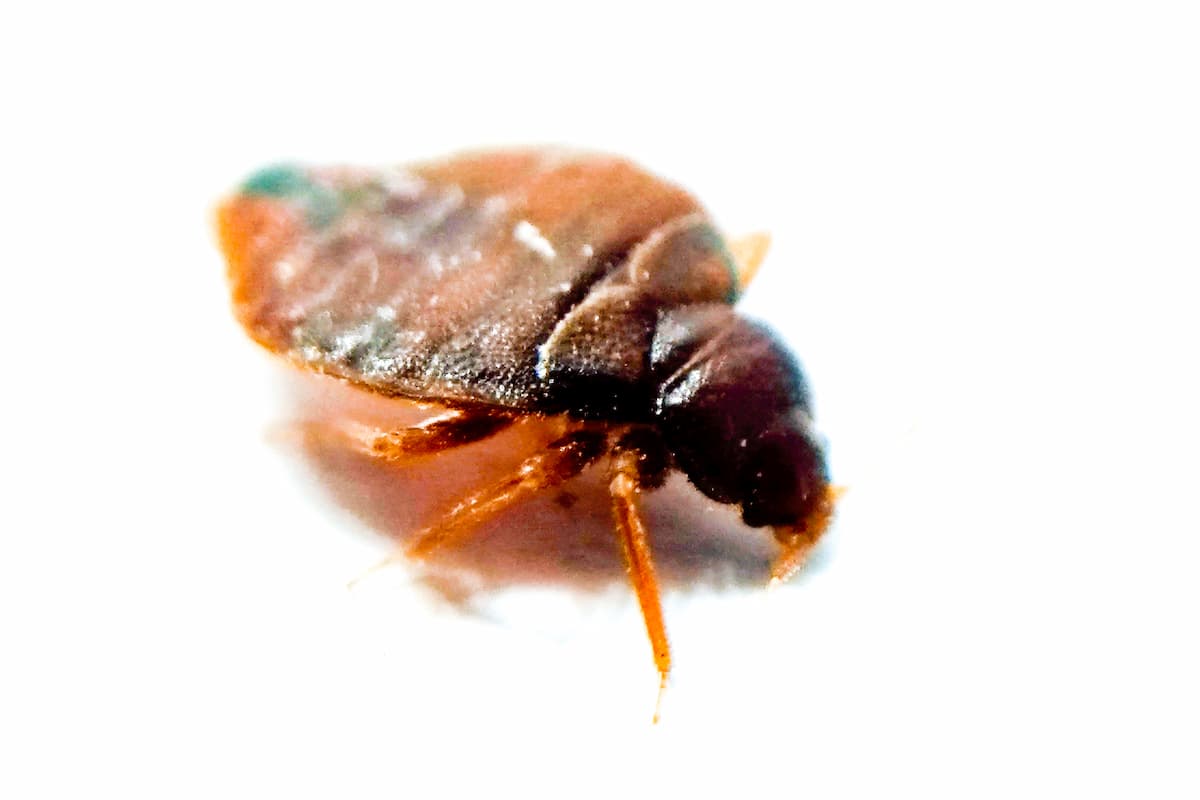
<box><xmin>650</xmin><ymin>304</ymin><xmax>834</xmax><ymax>544</ymax></box>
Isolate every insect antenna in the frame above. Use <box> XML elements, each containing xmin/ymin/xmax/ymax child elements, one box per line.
<box><xmin>769</xmin><ymin>484</ymin><xmax>844</xmax><ymax>586</ymax></box>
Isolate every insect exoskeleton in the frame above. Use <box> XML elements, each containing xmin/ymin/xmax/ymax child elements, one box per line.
<box><xmin>217</xmin><ymin>149</ymin><xmax>836</xmax><ymax>718</ymax></box>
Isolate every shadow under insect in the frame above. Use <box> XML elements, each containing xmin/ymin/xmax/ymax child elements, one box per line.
<box><xmin>283</xmin><ymin>372</ymin><xmax>788</xmax><ymax>595</ymax></box>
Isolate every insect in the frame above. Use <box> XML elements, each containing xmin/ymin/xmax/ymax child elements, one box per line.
<box><xmin>216</xmin><ymin>149</ymin><xmax>836</xmax><ymax>715</ymax></box>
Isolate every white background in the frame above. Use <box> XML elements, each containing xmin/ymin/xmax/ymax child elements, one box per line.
<box><xmin>4</xmin><ymin>1</ymin><xmax>1198</xmax><ymax>797</ymax></box>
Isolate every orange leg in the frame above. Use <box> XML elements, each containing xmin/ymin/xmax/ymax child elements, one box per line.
<box><xmin>404</xmin><ymin>429</ymin><xmax>606</xmax><ymax>557</ymax></box>
<box><xmin>609</xmin><ymin>449</ymin><xmax>671</xmax><ymax>722</ymax></box>
<box><xmin>351</xmin><ymin>430</ymin><xmax>605</xmax><ymax>586</ymax></box>
<box><xmin>295</xmin><ymin>408</ymin><xmax>513</xmax><ymax>464</ymax></box>
<box><xmin>727</xmin><ymin>231</ymin><xmax>771</xmax><ymax>291</ymax></box>
<box><xmin>360</xmin><ymin>410</ymin><xmax>513</xmax><ymax>461</ymax></box>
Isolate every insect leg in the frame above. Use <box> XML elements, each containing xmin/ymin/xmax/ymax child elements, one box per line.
<box><xmin>609</xmin><ymin>448</ymin><xmax>671</xmax><ymax>721</ymax></box>
<box><xmin>404</xmin><ymin>429</ymin><xmax>607</xmax><ymax>559</ymax></box>
<box><xmin>298</xmin><ymin>409</ymin><xmax>514</xmax><ymax>464</ymax></box>
<box><xmin>727</xmin><ymin>231</ymin><xmax>771</xmax><ymax>291</ymax></box>
<box><xmin>357</xmin><ymin>410</ymin><xmax>514</xmax><ymax>461</ymax></box>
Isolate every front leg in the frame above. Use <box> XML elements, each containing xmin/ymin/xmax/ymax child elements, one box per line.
<box><xmin>608</xmin><ymin>438</ymin><xmax>672</xmax><ymax>723</ymax></box>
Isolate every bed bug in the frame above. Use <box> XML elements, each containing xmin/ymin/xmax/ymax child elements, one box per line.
<box><xmin>216</xmin><ymin>149</ymin><xmax>836</xmax><ymax>715</ymax></box>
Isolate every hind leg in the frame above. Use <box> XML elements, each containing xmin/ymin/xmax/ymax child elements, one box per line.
<box><xmin>351</xmin><ymin>429</ymin><xmax>607</xmax><ymax>584</ymax></box>
<box><xmin>294</xmin><ymin>408</ymin><xmax>514</xmax><ymax>464</ymax></box>
<box><xmin>406</xmin><ymin>429</ymin><xmax>607</xmax><ymax>557</ymax></box>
